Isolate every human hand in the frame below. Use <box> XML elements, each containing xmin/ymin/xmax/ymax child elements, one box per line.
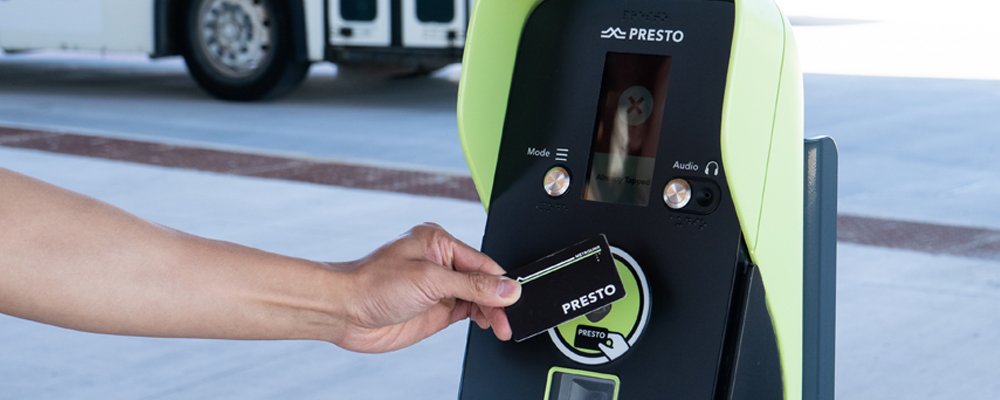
<box><xmin>331</xmin><ymin>223</ymin><xmax>521</xmax><ymax>353</ymax></box>
<box><xmin>597</xmin><ymin>332</ymin><xmax>630</xmax><ymax>361</ymax></box>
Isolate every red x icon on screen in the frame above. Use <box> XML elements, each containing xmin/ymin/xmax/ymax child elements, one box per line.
<box><xmin>627</xmin><ymin>96</ymin><xmax>645</xmax><ymax>116</ymax></box>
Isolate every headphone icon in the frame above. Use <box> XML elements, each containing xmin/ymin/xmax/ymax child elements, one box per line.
<box><xmin>705</xmin><ymin>161</ymin><xmax>720</xmax><ymax>176</ymax></box>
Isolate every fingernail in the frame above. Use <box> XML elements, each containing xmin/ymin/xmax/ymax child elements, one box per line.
<box><xmin>497</xmin><ymin>278</ymin><xmax>520</xmax><ymax>299</ymax></box>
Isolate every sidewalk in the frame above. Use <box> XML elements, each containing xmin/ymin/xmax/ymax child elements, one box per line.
<box><xmin>0</xmin><ymin>147</ymin><xmax>482</xmax><ymax>400</ymax></box>
<box><xmin>3</xmin><ymin>147</ymin><xmax>999</xmax><ymax>399</ymax></box>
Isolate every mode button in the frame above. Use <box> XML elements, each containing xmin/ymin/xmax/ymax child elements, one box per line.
<box><xmin>543</xmin><ymin>166</ymin><xmax>571</xmax><ymax>198</ymax></box>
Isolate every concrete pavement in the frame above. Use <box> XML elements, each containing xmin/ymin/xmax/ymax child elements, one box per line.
<box><xmin>1</xmin><ymin>147</ymin><xmax>998</xmax><ymax>399</ymax></box>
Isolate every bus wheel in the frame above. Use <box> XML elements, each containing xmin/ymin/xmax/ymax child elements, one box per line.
<box><xmin>183</xmin><ymin>0</ymin><xmax>309</xmax><ymax>101</ymax></box>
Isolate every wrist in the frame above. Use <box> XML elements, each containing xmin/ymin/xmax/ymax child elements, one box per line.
<box><xmin>311</xmin><ymin>261</ymin><xmax>359</xmax><ymax>345</ymax></box>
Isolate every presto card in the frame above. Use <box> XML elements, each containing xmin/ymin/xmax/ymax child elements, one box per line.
<box><xmin>505</xmin><ymin>234</ymin><xmax>626</xmax><ymax>342</ymax></box>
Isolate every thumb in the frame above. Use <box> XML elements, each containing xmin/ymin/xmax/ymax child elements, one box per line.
<box><xmin>434</xmin><ymin>269</ymin><xmax>521</xmax><ymax>308</ymax></box>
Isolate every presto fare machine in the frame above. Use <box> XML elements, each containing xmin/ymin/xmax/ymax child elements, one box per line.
<box><xmin>457</xmin><ymin>0</ymin><xmax>838</xmax><ymax>399</ymax></box>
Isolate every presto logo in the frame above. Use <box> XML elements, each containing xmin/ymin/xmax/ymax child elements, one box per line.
<box><xmin>562</xmin><ymin>284</ymin><xmax>618</xmax><ymax>314</ymax></box>
<box><xmin>600</xmin><ymin>26</ymin><xmax>685</xmax><ymax>43</ymax></box>
<box><xmin>599</xmin><ymin>27</ymin><xmax>628</xmax><ymax>40</ymax></box>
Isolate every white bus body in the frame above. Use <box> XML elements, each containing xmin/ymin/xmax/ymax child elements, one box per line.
<box><xmin>0</xmin><ymin>0</ymin><xmax>469</xmax><ymax>100</ymax></box>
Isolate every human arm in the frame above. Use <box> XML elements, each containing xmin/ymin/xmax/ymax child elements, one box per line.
<box><xmin>0</xmin><ymin>168</ymin><xmax>519</xmax><ymax>353</ymax></box>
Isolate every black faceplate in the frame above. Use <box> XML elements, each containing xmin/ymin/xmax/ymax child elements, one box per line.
<box><xmin>460</xmin><ymin>0</ymin><xmax>742</xmax><ymax>399</ymax></box>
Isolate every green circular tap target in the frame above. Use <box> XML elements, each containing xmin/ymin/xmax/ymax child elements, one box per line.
<box><xmin>548</xmin><ymin>247</ymin><xmax>651</xmax><ymax>365</ymax></box>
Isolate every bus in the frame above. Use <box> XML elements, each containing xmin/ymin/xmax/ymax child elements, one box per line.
<box><xmin>0</xmin><ymin>0</ymin><xmax>469</xmax><ymax>100</ymax></box>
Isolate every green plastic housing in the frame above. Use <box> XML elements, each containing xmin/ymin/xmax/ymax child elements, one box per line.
<box><xmin>457</xmin><ymin>0</ymin><xmax>804</xmax><ymax>398</ymax></box>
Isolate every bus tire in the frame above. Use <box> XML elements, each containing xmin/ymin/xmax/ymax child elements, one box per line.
<box><xmin>182</xmin><ymin>0</ymin><xmax>309</xmax><ymax>101</ymax></box>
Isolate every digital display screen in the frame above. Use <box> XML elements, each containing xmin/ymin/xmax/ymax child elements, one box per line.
<box><xmin>583</xmin><ymin>53</ymin><xmax>672</xmax><ymax>206</ymax></box>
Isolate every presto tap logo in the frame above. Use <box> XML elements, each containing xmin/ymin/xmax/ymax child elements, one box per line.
<box><xmin>600</xmin><ymin>27</ymin><xmax>628</xmax><ymax>40</ymax></box>
<box><xmin>600</xmin><ymin>26</ymin><xmax>685</xmax><ymax>43</ymax></box>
